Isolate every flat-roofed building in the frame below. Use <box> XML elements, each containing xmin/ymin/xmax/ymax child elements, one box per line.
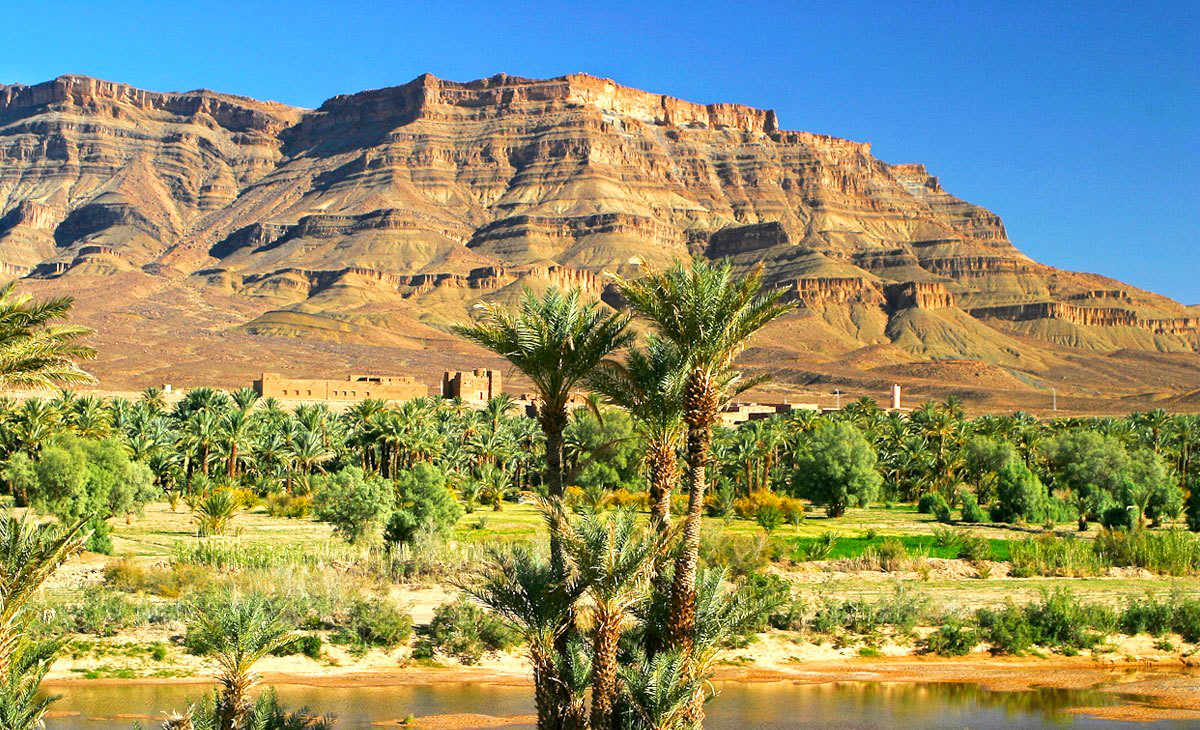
<box><xmin>253</xmin><ymin>372</ymin><xmax>427</xmax><ymax>402</ymax></box>
<box><xmin>441</xmin><ymin>369</ymin><xmax>502</xmax><ymax>404</ymax></box>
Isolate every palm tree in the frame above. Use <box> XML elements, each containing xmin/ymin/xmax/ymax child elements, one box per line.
<box><xmin>454</xmin><ymin>288</ymin><xmax>631</xmax><ymax>576</ymax></box>
<box><xmin>562</xmin><ymin>509</ymin><xmax>661</xmax><ymax>729</ymax></box>
<box><xmin>616</xmin><ymin>261</ymin><xmax>790</xmax><ymax>658</ymax></box>
<box><xmin>0</xmin><ymin>282</ymin><xmax>95</xmax><ymax>391</ymax></box>
<box><xmin>588</xmin><ymin>335</ymin><xmax>686</xmax><ymax>530</ymax></box>
<box><xmin>0</xmin><ymin>514</ymin><xmax>88</xmax><ymax>729</ymax></box>
<box><xmin>187</xmin><ymin>593</ymin><xmax>294</xmax><ymax>730</ymax></box>
<box><xmin>458</xmin><ymin>544</ymin><xmax>588</xmax><ymax>730</ymax></box>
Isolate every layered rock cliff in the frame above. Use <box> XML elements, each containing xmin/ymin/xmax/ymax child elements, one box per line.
<box><xmin>1</xmin><ymin>72</ymin><xmax>1197</xmax><ymax>404</ymax></box>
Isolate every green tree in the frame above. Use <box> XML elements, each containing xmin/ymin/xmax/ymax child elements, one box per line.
<box><xmin>791</xmin><ymin>420</ymin><xmax>882</xmax><ymax>517</ymax></box>
<box><xmin>10</xmin><ymin>435</ymin><xmax>155</xmax><ymax>550</ymax></box>
<box><xmin>312</xmin><ymin>466</ymin><xmax>395</xmax><ymax>543</ymax></box>
<box><xmin>989</xmin><ymin>461</ymin><xmax>1049</xmax><ymax>524</ymax></box>
<box><xmin>186</xmin><ymin>593</ymin><xmax>295</xmax><ymax>730</ymax></box>
<box><xmin>383</xmin><ymin>462</ymin><xmax>463</xmax><ymax>547</ymax></box>
<box><xmin>1040</xmin><ymin>430</ymin><xmax>1131</xmax><ymax>530</ymax></box>
<box><xmin>617</xmin><ymin>260</ymin><xmax>790</xmax><ymax>676</ymax></box>
<box><xmin>588</xmin><ymin>335</ymin><xmax>686</xmax><ymax>529</ymax></box>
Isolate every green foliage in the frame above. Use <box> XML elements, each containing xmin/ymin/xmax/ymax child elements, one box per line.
<box><xmin>790</xmin><ymin>420</ymin><xmax>881</xmax><ymax>517</ymax></box>
<box><xmin>1009</xmin><ymin>534</ymin><xmax>1106</xmax><ymax>577</ymax></box>
<box><xmin>192</xmin><ymin>489</ymin><xmax>240</xmax><ymax>536</ymax></box>
<box><xmin>12</xmin><ymin>434</ymin><xmax>155</xmax><ymax>524</ymax></box>
<box><xmin>413</xmin><ymin>598</ymin><xmax>520</xmax><ymax>664</ymax></box>
<box><xmin>959</xmin><ymin>492</ymin><xmax>987</xmax><ymax>523</ymax></box>
<box><xmin>920</xmin><ymin>619</ymin><xmax>978</xmax><ymax>656</ymax></box>
<box><xmin>312</xmin><ymin>466</ymin><xmax>394</xmax><ymax>544</ymax></box>
<box><xmin>808</xmin><ymin>584</ymin><xmax>928</xmax><ymax>636</ymax></box>
<box><xmin>976</xmin><ymin>590</ymin><xmax>1114</xmax><ymax>654</ymax></box>
<box><xmin>989</xmin><ymin>461</ymin><xmax>1049</xmax><ymax>524</ymax></box>
<box><xmin>1092</xmin><ymin>528</ymin><xmax>1200</xmax><ymax>575</ymax></box>
<box><xmin>384</xmin><ymin>463</ymin><xmax>463</xmax><ymax>547</ymax></box>
<box><xmin>336</xmin><ymin>599</ymin><xmax>412</xmax><ymax>650</ymax></box>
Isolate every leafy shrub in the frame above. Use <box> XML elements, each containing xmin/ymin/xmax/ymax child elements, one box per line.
<box><xmin>338</xmin><ymin>599</ymin><xmax>413</xmax><ymax>649</ymax></box>
<box><xmin>917</xmin><ymin>493</ymin><xmax>943</xmax><ymax>515</ymax></box>
<box><xmin>989</xmin><ymin>461</ymin><xmax>1049</xmax><ymax>524</ymax></box>
<box><xmin>978</xmin><ymin>589</ymin><xmax>1113</xmax><ymax>655</ymax></box>
<box><xmin>976</xmin><ymin>603</ymin><xmax>1034</xmax><ymax>654</ymax></box>
<box><xmin>272</xmin><ymin>633</ymin><xmax>323</xmax><ymax>659</ymax></box>
<box><xmin>384</xmin><ymin>463</ymin><xmax>463</xmax><ymax>548</ymax></box>
<box><xmin>732</xmin><ymin>491</ymin><xmax>805</xmax><ymax>525</ymax></box>
<box><xmin>312</xmin><ymin>466</ymin><xmax>395</xmax><ymax>544</ymax></box>
<box><xmin>1101</xmin><ymin>505</ymin><xmax>1134</xmax><ymax>530</ymax></box>
<box><xmin>740</xmin><ymin>573</ymin><xmax>800</xmax><ymax>631</ymax></box>
<box><xmin>413</xmin><ymin>598</ymin><xmax>520</xmax><ymax>664</ymax></box>
<box><xmin>808</xmin><ymin>584</ymin><xmax>928</xmax><ymax>636</ymax></box>
<box><xmin>960</xmin><ymin>492</ymin><xmax>987</xmax><ymax>523</ymax></box>
<box><xmin>921</xmin><ymin>619</ymin><xmax>978</xmax><ymax>656</ymax></box>
<box><xmin>956</xmin><ymin>534</ymin><xmax>992</xmax><ymax>562</ymax></box>
<box><xmin>1119</xmin><ymin>595</ymin><xmax>1175</xmax><ymax>637</ymax></box>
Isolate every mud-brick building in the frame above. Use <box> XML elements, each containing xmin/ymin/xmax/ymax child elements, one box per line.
<box><xmin>440</xmin><ymin>369</ymin><xmax>502</xmax><ymax>404</ymax></box>
<box><xmin>253</xmin><ymin>372</ymin><xmax>427</xmax><ymax>402</ymax></box>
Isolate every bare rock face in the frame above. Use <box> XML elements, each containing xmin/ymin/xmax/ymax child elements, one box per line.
<box><xmin>1</xmin><ymin>72</ymin><xmax>1197</xmax><ymax>406</ymax></box>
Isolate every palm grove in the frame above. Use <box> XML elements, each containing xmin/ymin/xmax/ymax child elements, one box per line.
<box><xmin>2</xmin><ymin>265</ymin><xmax>1200</xmax><ymax>729</ymax></box>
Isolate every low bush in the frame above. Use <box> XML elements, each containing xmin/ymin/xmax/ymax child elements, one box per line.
<box><xmin>921</xmin><ymin>619</ymin><xmax>978</xmax><ymax>656</ymax></box>
<box><xmin>413</xmin><ymin>598</ymin><xmax>520</xmax><ymax>664</ymax></box>
<box><xmin>266</xmin><ymin>492</ymin><xmax>313</xmax><ymax>518</ymax></box>
<box><xmin>337</xmin><ymin>598</ymin><xmax>413</xmax><ymax>650</ymax></box>
<box><xmin>808</xmin><ymin>584</ymin><xmax>928</xmax><ymax>637</ymax></box>
<box><xmin>732</xmin><ymin>491</ymin><xmax>806</xmax><ymax>526</ymax></box>
<box><xmin>272</xmin><ymin>633</ymin><xmax>323</xmax><ymax>659</ymax></box>
<box><xmin>960</xmin><ymin>493</ymin><xmax>988</xmax><ymax>523</ymax></box>
<box><xmin>917</xmin><ymin>493</ymin><xmax>947</xmax><ymax>516</ymax></box>
<box><xmin>977</xmin><ymin>589</ymin><xmax>1113</xmax><ymax>655</ymax></box>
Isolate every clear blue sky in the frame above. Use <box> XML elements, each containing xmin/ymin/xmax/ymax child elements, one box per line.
<box><xmin>4</xmin><ymin>1</ymin><xmax>1197</xmax><ymax>302</ymax></box>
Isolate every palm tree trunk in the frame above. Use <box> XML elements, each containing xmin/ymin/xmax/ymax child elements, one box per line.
<box><xmin>646</xmin><ymin>438</ymin><xmax>677</xmax><ymax>531</ymax></box>
<box><xmin>590</xmin><ymin>611</ymin><xmax>623</xmax><ymax>730</ymax></box>
<box><xmin>669</xmin><ymin>372</ymin><xmax>719</xmax><ymax>646</ymax></box>
<box><xmin>539</xmin><ymin>404</ymin><xmax>569</xmax><ymax>576</ymax></box>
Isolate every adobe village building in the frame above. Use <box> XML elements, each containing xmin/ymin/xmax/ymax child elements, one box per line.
<box><xmin>253</xmin><ymin>369</ymin><xmax>503</xmax><ymax>406</ymax></box>
<box><xmin>253</xmin><ymin>369</ymin><xmax>904</xmax><ymax>419</ymax></box>
<box><xmin>253</xmin><ymin>372</ymin><xmax>428</xmax><ymax>401</ymax></box>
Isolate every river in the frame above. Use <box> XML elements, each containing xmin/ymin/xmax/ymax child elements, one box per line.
<box><xmin>42</xmin><ymin>678</ymin><xmax>1197</xmax><ymax>728</ymax></box>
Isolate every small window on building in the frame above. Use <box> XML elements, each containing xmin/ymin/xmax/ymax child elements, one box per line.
<box><xmin>307</xmin><ymin>390</ymin><xmax>312</xmax><ymax>396</ymax></box>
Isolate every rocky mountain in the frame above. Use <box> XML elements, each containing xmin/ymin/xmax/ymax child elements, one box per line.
<box><xmin>1</xmin><ymin>72</ymin><xmax>1197</xmax><ymax>412</ymax></box>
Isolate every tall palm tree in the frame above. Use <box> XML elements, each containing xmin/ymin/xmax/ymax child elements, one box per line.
<box><xmin>458</xmin><ymin>543</ymin><xmax>588</xmax><ymax>730</ymax></box>
<box><xmin>616</xmin><ymin>261</ymin><xmax>790</xmax><ymax>658</ymax></box>
<box><xmin>187</xmin><ymin>593</ymin><xmax>294</xmax><ymax>730</ymax></box>
<box><xmin>562</xmin><ymin>509</ymin><xmax>661</xmax><ymax>730</ymax></box>
<box><xmin>454</xmin><ymin>287</ymin><xmax>631</xmax><ymax>576</ymax></box>
<box><xmin>0</xmin><ymin>282</ymin><xmax>95</xmax><ymax>391</ymax></box>
<box><xmin>588</xmin><ymin>335</ymin><xmax>686</xmax><ymax>530</ymax></box>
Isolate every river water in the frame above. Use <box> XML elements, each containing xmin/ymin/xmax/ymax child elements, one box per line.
<box><xmin>43</xmin><ymin>678</ymin><xmax>1193</xmax><ymax>729</ymax></box>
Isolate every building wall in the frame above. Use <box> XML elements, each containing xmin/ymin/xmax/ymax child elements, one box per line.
<box><xmin>440</xmin><ymin>369</ymin><xmax>502</xmax><ymax>403</ymax></box>
<box><xmin>254</xmin><ymin>372</ymin><xmax>427</xmax><ymax>402</ymax></box>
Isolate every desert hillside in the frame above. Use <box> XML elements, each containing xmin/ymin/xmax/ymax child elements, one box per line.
<box><xmin>1</xmin><ymin>72</ymin><xmax>1197</xmax><ymax>412</ymax></box>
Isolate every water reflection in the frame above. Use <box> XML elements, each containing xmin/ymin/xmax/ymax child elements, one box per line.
<box><xmin>44</xmin><ymin>678</ymin><xmax>1194</xmax><ymax>729</ymax></box>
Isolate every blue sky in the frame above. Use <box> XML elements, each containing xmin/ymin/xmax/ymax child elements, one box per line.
<box><xmin>4</xmin><ymin>1</ymin><xmax>1197</xmax><ymax>302</ymax></box>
